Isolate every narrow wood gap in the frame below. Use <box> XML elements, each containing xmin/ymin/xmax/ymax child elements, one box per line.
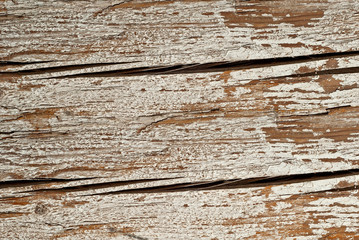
<box><xmin>22</xmin><ymin>50</ymin><xmax>359</xmax><ymax>79</ymax></box>
<box><xmin>0</xmin><ymin>61</ymin><xmax>137</xmax><ymax>75</ymax></box>
<box><xmin>20</xmin><ymin>177</ymin><xmax>180</xmax><ymax>194</ymax></box>
<box><xmin>82</xmin><ymin>168</ymin><xmax>359</xmax><ymax>195</ymax></box>
<box><xmin>0</xmin><ymin>177</ymin><xmax>96</xmax><ymax>189</ymax></box>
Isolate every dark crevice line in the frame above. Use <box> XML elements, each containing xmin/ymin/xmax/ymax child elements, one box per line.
<box><xmin>137</xmin><ymin>108</ymin><xmax>220</xmax><ymax>118</ymax></box>
<box><xmin>282</xmin><ymin>111</ymin><xmax>329</xmax><ymax>118</ymax></box>
<box><xmin>137</xmin><ymin>116</ymin><xmax>173</xmax><ymax>133</ymax></box>
<box><xmin>0</xmin><ymin>60</ymin><xmax>54</xmax><ymax>66</ymax></box>
<box><xmin>0</xmin><ymin>61</ymin><xmax>137</xmax><ymax>75</ymax></box>
<box><xmin>20</xmin><ymin>177</ymin><xmax>179</xmax><ymax>194</ymax></box>
<box><xmin>0</xmin><ymin>130</ymin><xmax>62</xmax><ymax>134</ymax></box>
<box><xmin>87</xmin><ymin>168</ymin><xmax>359</xmax><ymax>196</ymax></box>
<box><xmin>137</xmin><ymin>108</ymin><xmax>221</xmax><ymax>133</ymax></box>
<box><xmin>94</xmin><ymin>0</ymin><xmax>133</xmax><ymax>17</ymax></box>
<box><xmin>0</xmin><ymin>131</ymin><xmax>18</xmax><ymax>135</ymax></box>
<box><xmin>0</xmin><ymin>195</ymin><xmax>29</xmax><ymax>201</ymax></box>
<box><xmin>0</xmin><ymin>177</ymin><xmax>96</xmax><ymax>189</ymax></box>
<box><xmin>35</xmin><ymin>50</ymin><xmax>359</xmax><ymax>79</ymax></box>
<box><xmin>0</xmin><ymin>105</ymin><xmax>21</xmax><ymax>111</ymax></box>
<box><xmin>327</xmin><ymin>105</ymin><xmax>353</xmax><ymax>111</ymax></box>
<box><xmin>0</xmin><ymin>211</ymin><xmax>30</xmax><ymax>216</ymax></box>
<box><xmin>281</xmin><ymin>105</ymin><xmax>352</xmax><ymax>118</ymax></box>
<box><xmin>0</xmin><ymin>130</ymin><xmax>69</xmax><ymax>140</ymax></box>
<box><xmin>124</xmin><ymin>234</ymin><xmax>149</xmax><ymax>240</ymax></box>
<box><xmin>88</xmin><ymin>181</ymin><xmax>210</xmax><ymax>195</ymax></box>
<box><xmin>41</xmin><ymin>65</ymin><xmax>180</xmax><ymax>79</ymax></box>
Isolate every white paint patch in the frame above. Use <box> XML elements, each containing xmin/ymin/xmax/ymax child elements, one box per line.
<box><xmin>269</xmin><ymin>82</ymin><xmax>324</xmax><ymax>92</ymax></box>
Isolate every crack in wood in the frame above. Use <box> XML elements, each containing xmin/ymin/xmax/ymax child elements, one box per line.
<box><xmin>137</xmin><ymin>108</ymin><xmax>221</xmax><ymax>133</ymax></box>
<box><xmin>0</xmin><ymin>177</ymin><xmax>96</xmax><ymax>189</ymax></box>
<box><xmin>29</xmin><ymin>50</ymin><xmax>359</xmax><ymax>79</ymax></box>
<box><xmin>20</xmin><ymin>177</ymin><xmax>179</xmax><ymax>194</ymax></box>
<box><xmin>0</xmin><ymin>129</ymin><xmax>69</xmax><ymax>141</ymax></box>
<box><xmin>0</xmin><ymin>61</ymin><xmax>137</xmax><ymax>76</ymax></box>
<box><xmin>124</xmin><ymin>233</ymin><xmax>149</xmax><ymax>240</ymax></box>
<box><xmin>280</xmin><ymin>105</ymin><xmax>352</xmax><ymax>118</ymax></box>
<box><xmin>85</xmin><ymin>168</ymin><xmax>359</xmax><ymax>195</ymax></box>
<box><xmin>0</xmin><ymin>105</ymin><xmax>21</xmax><ymax>111</ymax></box>
<box><xmin>137</xmin><ymin>108</ymin><xmax>220</xmax><ymax>119</ymax></box>
<box><xmin>0</xmin><ymin>130</ymin><xmax>68</xmax><ymax>135</ymax></box>
<box><xmin>0</xmin><ymin>60</ymin><xmax>54</xmax><ymax>66</ymax></box>
<box><xmin>94</xmin><ymin>0</ymin><xmax>133</xmax><ymax>17</ymax></box>
<box><xmin>137</xmin><ymin>116</ymin><xmax>173</xmax><ymax>133</ymax></box>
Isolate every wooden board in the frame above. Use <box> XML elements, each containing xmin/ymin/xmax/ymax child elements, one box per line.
<box><xmin>1</xmin><ymin>0</ymin><xmax>359</xmax><ymax>239</ymax></box>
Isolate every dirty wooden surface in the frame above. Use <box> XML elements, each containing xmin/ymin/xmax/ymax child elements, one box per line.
<box><xmin>1</xmin><ymin>0</ymin><xmax>359</xmax><ymax>239</ymax></box>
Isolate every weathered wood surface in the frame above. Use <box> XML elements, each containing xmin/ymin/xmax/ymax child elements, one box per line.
<box><xmin>1</xmin><ymin>0</ymin><xmax>359</xmax><ymax>239</ymax></box>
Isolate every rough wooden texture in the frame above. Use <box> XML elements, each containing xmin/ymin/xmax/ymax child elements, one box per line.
<box><xmin>1</xmin><ymin>0</ymin><xmax>359</xmax><ymax>239</ymax></box>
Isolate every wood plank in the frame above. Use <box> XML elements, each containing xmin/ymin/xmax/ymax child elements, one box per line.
<box><xmin>1</xmin><ymin>0</ymin><xmax>359</xmax><ymax>239</ymax></box>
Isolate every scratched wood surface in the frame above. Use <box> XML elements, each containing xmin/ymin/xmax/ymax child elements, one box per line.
<box><xmin>1</xmin><ymin>0</ymin><xmax>359</xmax><ymax>239</ymax></box>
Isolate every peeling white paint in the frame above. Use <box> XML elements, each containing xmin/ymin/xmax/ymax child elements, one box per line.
<box><xmin>1</xmin><ymin>0</ymin><xmax>359</xmax><ymax>239</ymax></box>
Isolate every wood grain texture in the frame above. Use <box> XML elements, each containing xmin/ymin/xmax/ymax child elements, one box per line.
<box><xmin>1</xmin><ymin>0</ymin><xmax>359</xmax><ymax>239</ymax></box>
